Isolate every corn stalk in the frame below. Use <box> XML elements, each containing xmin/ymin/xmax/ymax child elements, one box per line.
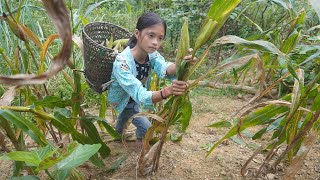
<box><xmin>0</xmin><ymin>0</ymin><xmax>116</xmax><ymax>177</ymax></box>
<box><xmin>206</xmin><ymin>1</ymin><xmax>320</xmax><ymax>178</ymax></box>
<box><xmin>137</xmin><ymin>0</ymin><xmax>242</xmax><ymax>175</ymax></box>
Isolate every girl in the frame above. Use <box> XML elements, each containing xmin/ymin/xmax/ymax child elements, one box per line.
<box><xmin>108</xmin><ymin>12</ymin><xmax>192</xmax><ymax>143</ymax></box>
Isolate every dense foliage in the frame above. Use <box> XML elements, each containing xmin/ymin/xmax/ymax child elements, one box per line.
<box><xmin>0</xmin><ymin>0</ymin><xmax>319</xmax><ymax>179</ymax></box>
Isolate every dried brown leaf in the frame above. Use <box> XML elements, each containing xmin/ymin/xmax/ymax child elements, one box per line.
<box><xmin>129</xmin><ymin>112</ymin><xmax>166</xmax><ymax>123</ymax></box>
<box><xmin>256</xmin><ymin>55</ymin><xmax>265</xmax><ymax>95</ymax></box>
<box><xmin>291</xmin><ymin>69</ymin><xmax>304</xmax><ymax>110</ymax></box>
<box><xmin>232</xmin><ymin>73</ymin><xmax>290</xmax><ymax>118</ymax></box>
<box><xmin>283</xmin><ymin>132</ymin><xmax>316</xmax><ymax>180</ymax></box>
<box><xmin>72</xmin><ymin>35</ymin><xmax>84</xmax><ymax>55</ymax></box>
<box><xmin>0</xmin><ymin>0</ymin><xmax>72</xmax><ymax>86</ymax></box>
<box><xmin>40</xmin><ymin>34</ymin><xmax>60</xmax><ymax>73</ymax></box>
<box><xmin>20</xmin><ymin>24</ymin><xmax>42</xmax><ymax>48</ymax></box>
<box><xmin>0</xmin><ymin>86</ymin><xmax>17</xmax><ymax>106</ymax></box>
<box><xmin>138</xmin><ymin>140</ymin><xmax>162</xmax><ymax>176</ymax></box>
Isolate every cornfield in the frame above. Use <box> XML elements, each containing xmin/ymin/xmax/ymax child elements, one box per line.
<box><xmin>0</xmin><ymin>0</ymin><xmax>319</xmax><ymax>179</ymax></box>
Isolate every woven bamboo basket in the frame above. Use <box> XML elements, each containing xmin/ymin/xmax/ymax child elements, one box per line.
<box><xmin>82</xmin><ymin>22</ymin><xmax>132</xmax><ymax>93</ymax></box>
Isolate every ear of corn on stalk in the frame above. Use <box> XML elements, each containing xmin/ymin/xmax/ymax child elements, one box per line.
<box><xmin>175</xmin><ymin>18</ymin><xmax>190</xmax><ymax>81</ymax></box>
<box><xmin>193</xmin><ymin>19</ymin><xmax>218</xmax><ymax>53</ymax></box>
<box><xmin>175</xmin><ymin>17</ymin><xmax>190</xmax><ymax>67</ymax></box>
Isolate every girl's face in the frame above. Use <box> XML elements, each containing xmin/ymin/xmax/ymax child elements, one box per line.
<box><xmin>135</xmin><ymin>23</ymin><xmax>165</xmax><ymax>53</ymax></box>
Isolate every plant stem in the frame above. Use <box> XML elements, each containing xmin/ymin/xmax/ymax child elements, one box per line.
<box><xmin>25</xmin><ymin>41</ymin><xmax>39</xmax><ymax>70</ymax></box>
<box><xmin>45</xmin><ymin>169</ymin><xmax>55</xmax><ymax>180</ymax></box>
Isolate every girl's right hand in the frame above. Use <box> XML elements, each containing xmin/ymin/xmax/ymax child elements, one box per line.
<box><xmin>162</xmin><ymin>80</ymin><xmax>188</xmax><ymax>98</ymax></box>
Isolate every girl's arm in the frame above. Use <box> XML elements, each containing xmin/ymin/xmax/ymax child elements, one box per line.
<box><xmin>152</xmin><ymin>80</ymin><xmax>188</xmax><ymax>103</ymax></box>
<box><xmin>166</xmin><ymin>63</ymin><xmax>176</xmax><ymax>76</ymax></box>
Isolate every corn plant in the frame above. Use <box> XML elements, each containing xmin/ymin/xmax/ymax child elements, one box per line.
<box><xmin>0</xmin><ymin>0</ymin><xmax>119</xmax><ymax>178</ymax></box>
<box><xmin>206</xmin><ymin>0</ymin><xmax>320</xmax><ymax>178</ymax></box>
<box><xmin>0</xmin><ymin>142</ymin><xmax>101</xmax><ymax>179</ymax></box>
<box><xmin>136</xmin><ymin>0</ymin><xmax>243</xmax><ymax>175</ymax></box>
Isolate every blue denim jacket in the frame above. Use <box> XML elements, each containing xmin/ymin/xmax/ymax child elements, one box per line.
<box><xmin>108</xmin><ymin>46</ymin><xmax>174</xmax><ymax>114</ymax></box>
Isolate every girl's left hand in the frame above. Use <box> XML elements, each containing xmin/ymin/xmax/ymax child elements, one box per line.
<box><xmin>183</xmin><ymin>48</ymin><xmax>197</xmax><ymax>64</ymax></box>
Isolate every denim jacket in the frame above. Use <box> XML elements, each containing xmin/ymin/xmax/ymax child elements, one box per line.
<box><xmin>108</xmin><ymin>46</ymin><xmax>174</xmax><ymax>114</ymax></box>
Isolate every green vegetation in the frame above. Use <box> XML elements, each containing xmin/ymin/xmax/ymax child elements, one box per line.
<box><xmin>0</xmin><ymin>0</ymin><xmax>319</xmax><ymax>179</ymax></box>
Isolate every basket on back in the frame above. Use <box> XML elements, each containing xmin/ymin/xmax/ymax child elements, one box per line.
<box><xmin>82</xmin><ymin>22</ymin><xmax>132</xmax><ymax>93</ymax></box>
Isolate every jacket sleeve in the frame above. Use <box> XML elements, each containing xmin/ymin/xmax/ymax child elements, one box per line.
<box><xmin>149</xmin><ymin>51</ymin><xmax>176</xmax><ymax>80</ymax></box>
<box><xmin>113</xmin><ymin>57</ymin><xmax>153</xmax><ymax>107</ymax></box>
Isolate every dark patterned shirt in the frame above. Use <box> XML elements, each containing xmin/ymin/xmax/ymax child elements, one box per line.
<box><xmin>135</xmin><ymin>56</ymin><xmax>150</xmax><ymax>84</ymax></box>
<box><xmin>129</xmin><ymin>56</ymin><xmax>150</xmax><ymax>103</ymax></box>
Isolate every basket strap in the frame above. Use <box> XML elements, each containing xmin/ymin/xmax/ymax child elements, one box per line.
<box><xmin>101</xmin><ymin>80</ymin><xmax>114</xmax><ymax>91</ymax></box>
<box><xmin>85</xmin><ymin>77</ymin><xmax>97</xmax><ymax>87</ymax></box>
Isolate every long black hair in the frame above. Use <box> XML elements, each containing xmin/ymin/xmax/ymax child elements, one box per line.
<box><xmin>127</xmin><ymin>12</ymin><xmax>167</xmax><ymax>48</ymax></box>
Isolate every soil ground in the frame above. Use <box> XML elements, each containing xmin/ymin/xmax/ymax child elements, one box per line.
<box><xmin>0</xmin><ymin>87</ymin><xmax>319</xmax><ymax>180</ymax></box>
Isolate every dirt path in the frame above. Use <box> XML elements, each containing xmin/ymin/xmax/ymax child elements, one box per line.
<box><xmin>0</xmin><ymin>88</ymin><xmax>319</xmax><ymax>179</ymax></box>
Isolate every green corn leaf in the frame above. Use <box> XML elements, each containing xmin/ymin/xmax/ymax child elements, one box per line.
<box><xmin>0</xmin><ymin>151</ymin><xmax>41</xmax><ymax>166</ymax></box>
<box><xmin>205</xmin><ymin>0</ymin><xmax>242</xmax><ymax>43</ymax></box>
<box><xmin>99</xmin><ymin>120</ymin><xmax>121</xmax><ymax>139</ymax></box>
<box><xmin>232</xmin><ymin>68</ymin><xmax>238</xmax><ymax>80</ymax></box>
<box><xmin>80</xmin><ymin>117</ymin><xmax>111</xmax><ymax>158</ymax></box>
<box><xmin>309</xmin><ymin>0</ymin><xmax>320</xmax><ymax>19</ymax></box>
<box><xmin>271</xmin><ymin>125</ymin><xmax>284</xmax><ymax>140</ymax></box>
<box><xmin>267</xmin><ymin>116</ymin><xmax>285</xmax><ymax>132</ymax></box>
<box><xmin>287</xmin><ymin>61</ymin><xmax>299</xmax><ymax>81</ymax></box>
<box><xmin>181</xmin><ymin>97</ymin><xmax>192</xmax><ymax>132</ymax></box>
<box><xmin>82</xmin><ymin>114</ymin><xmax>121</xmax><ymax>139</ymax></box>
<box><xmin>193</xmin><ymin>19</ymin><xmax>218</xmax><ymax>53</ymax></box>
<box><xmin>53</xmin><ymin>169</ymin><xmax>70</xmax><ymax>180</ymax></box>
<box><xmin>0</xmin><ymin>145</ymin><xmax>53</xmax><ymax>167</ymax></box>
<box><xmin>83</xmin><ymin>0</ymin><xmax>109</xmax><ymax>17</ymax></box>
<box><xmin>270</xmin><ymin>0</ymin><xmax>291</xmax><ymax>10</ymax></box>
<box><xmin>68</xmin><ymin>169</ymin><xmax>84</xmax><ymax>180</ymax></box>
<box><xmin>281</xmin><ymin>30</ymin><xmax>300</xmax><ymax>54</ymax></box>
<box><xmin>106</xmin><ymin>154</ymin><xmax>128</xmax><ymax>173</ymax></box>
<box><xmin>13</xmin><ymin>161</ymin><xmax>24</xmax><ymax>176</ymax></box>
<box><xmin>176</xmin><ymin>60</ymin><xmax>190</xmax><ymax>81</ymax></box>
<box><xmin>37</xmin><ymin>143</ymin><xmax>77</xmax><ymax>172</ymax></box>
<box><xmin>242</xmin><ymin>129</ymin><xmax>254</xmax><ymax>138</ymax></box>
<box><xmin>51</xmin><ymin>109</ymin><xmax>93</xmax><ymax>145</ymax></box>
<box><xmin>33</xmin><ymin>145</ymin><xmax>55</xmax><ymax>161</ymax></box>
<box><xmin>207</xmin><ymin>120</ymin><xmax>232</xmax><ymax>128</ymax></box>
<box><xmin>207</xmin><ymin>104</ymin><xmax>289</xmax><ymax>156</ymax></box>
<box><xmin>252</xmin><ymin>127</ymin><xmax>267</xmax><ymax>140</ymax></box>
<box><xmin>0</xmin><ymin>110</ymin><xmax>47</xmax><ymax>146</ymax></box>
<box><xmin>10</xmin><ymin>176</ymin><xmax>40</xmax><ymax>180</ymax></box>
<box><xmin>55</xmin><ymin>143</ymin><xmax>101</xmax><ymax>171</ymax></box>
<box><xmin>89</xmin><ymin>153</ymin><xmax>105</xmax><ymax>168</ymax></box>
<box><xmin>52</xmin><ymin>109</ymin><xmax>77</xmax><ymax>134</ymax></box>
<box><xmin>302</xmin><ymin>88</ymin><xmax>320</xmax><ymax>128</ymax></box>
<box><xmin>99</xmin><ymin>93</ymin><xmax>107</xmax><ymax>119</ymax></box>
<box><xmin>311</xmin><ymin>91</ymin><xmax>320</xmax><ymax>111</ymax></box>
<box><xmin>34</xmin><ymin>96</ymin><xmax>71</xmax><ymax>108</ymax></box>
<box><xmin>0</xmin><ymin>48</ymin><xmax>16</xmax><ymax>71</ymax></box>
<box><xmin>230</xmin><ymin>136</ymin><xmax>245</xmax><ymax>145</ymax></box>
<box><xmin>212</xmin><ymin>35</ymin><xmax>287</xmax><ymax>58</ymax></box>
<box><xmin>21</xmin><ymin>50</ymin><xmax>29</xmax><ymax>73</ymax></box>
